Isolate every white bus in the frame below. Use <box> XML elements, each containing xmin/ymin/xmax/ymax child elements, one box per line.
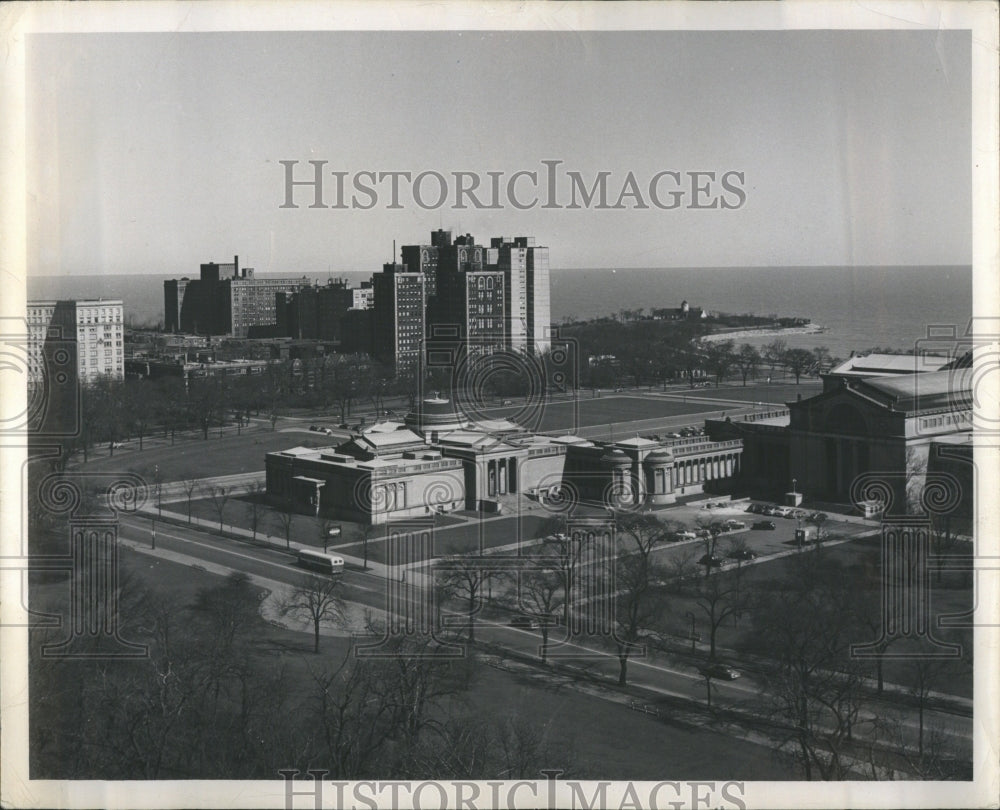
<box><xmin>296</xmin><ymin>549</ymin><xmax>345</xmax><ymax>575</ymax></box>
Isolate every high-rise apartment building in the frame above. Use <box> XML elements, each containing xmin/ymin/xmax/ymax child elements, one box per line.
<box><xmin>372</xmin><ymin>263</ymin><xmax>426</xmax><ymax>375</ymax></box>
<box><xmin>164</xmin><ymin>256</ymin><xmax>311</xmax><ymax>337</ymax></box>
<box><xmin>399</xmin><ymin>230</ymin><xmax>551</xmax><ymax>359</ymax></box>
<box><xmin>26</xmin><ymin>299</ymin><xmax>125</xmax><ymax>385</ymax></box>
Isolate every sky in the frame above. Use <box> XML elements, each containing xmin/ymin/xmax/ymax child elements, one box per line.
<box><xmin>26</xmin><ymin>29</ymin><xmax>971</xmax><ymax>276</ymax></box>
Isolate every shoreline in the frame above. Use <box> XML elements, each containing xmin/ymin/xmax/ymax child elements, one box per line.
<box><xmin>701</xmin><ymin>324</ymin><xmax>826</xmax><ymax>342</ymax></box>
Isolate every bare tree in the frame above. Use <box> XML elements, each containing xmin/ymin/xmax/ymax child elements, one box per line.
<box><xmin>684</xmin><ymin>560</ymin><xmax>748</xmax><ymax>659</ymax></box>
<box><xmin>763</xmin><ymin>338</ymin><xmax>788</xmax><ymax>373</ymax></box>
<box><xmin>245</xmin><ymin>481</ymin><xmax>266</xmax><ymax>540</ymax></box>
<box><xmin>180</xmin><ymin>479</ymin><xmax>200</xmax><ymax>523</ymax></box>
<box><xmin>783</xmin><ymin>348</ymin><xmax>815</xmax><ymax>385</ymax></box>
<box><xmin>734</xmin><ymin>343</ymin><xmax>761</xmax><ymax>386</ymax></box>
<box><xmin>612</xmin><ymin>513</ymin><xmax>670</xmax><ymax>686</ymax></box>
<box><xmin>510</xmin><ymin>559</ymin><xmax>564</xmax><ymax>662</ymax></box>
<box><xmin>207</xmin><ymin>485</ymin><xmax>231</xmax><ymax>535</ymax></box>
<box><xmin>436</xmin><ymin>555</ymin><xmax>490</xmax><ymax>644</ymax></box>
<box><xmin>276</xmin><ymin>508</ymin><xmax>295</xmax><ymax>549</ymax></box>
<box><xmin>749</xmin><ymin>551</ymin><xmax>867</xmax><ymax>780</ymax></box>
<box><xmin>279</xmin><ymin>574</ymin><xmax>345</xmax><ymax>653</ymax></box>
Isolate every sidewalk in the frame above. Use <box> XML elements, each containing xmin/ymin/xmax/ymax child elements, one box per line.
<box><xmin>138</xmin><ymin>504</ymin><xmax>390</xmax><ymax>578</ymax></box>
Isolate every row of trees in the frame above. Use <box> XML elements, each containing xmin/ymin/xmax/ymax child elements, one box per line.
<box><xmin>433</xmin><ymin>511</ymin><xmax>970</xmax><ymax>779</ymax></box>
<box><xmin>565</xmin><ymin>314</ymin><xmax>836</xmax><ymax>390</ymax></box>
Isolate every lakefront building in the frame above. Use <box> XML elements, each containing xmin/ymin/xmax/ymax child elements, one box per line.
<box><xmin>266</xmin><ymin>397</ymin><xmax>744</xmax><ymax>524</ymax></box>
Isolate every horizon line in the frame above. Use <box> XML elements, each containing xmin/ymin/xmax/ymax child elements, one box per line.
<box><xmin>26</xmin><ymin>262</ymin><xmax>972</xmax><ymax>280</ymax></box>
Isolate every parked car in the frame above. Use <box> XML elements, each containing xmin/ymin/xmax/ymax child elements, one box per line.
<box><xmin>709</xmin><ymin>522</ymin><xmax>728</xmax><ymax>533</ymax></box>
<box><xmin>752</xmin><ymin>520</ymin><xmax>776</xmax><ymax>530</ymax></box>
<box><xmin>724</xmin><ymin>520</ymin><xmax>746</xmax><ymax>530</ymax></box>
<box><xmin>695</xmin><ymin>528</ymin><xmax>711</xmax><ymax>538</ymax></box>
<box><xmin>323</xmin><ymin>427</ymin><xmax>334</xmax><ymax>435</ymax></box>
<box><xmin>110</xmin><ymin>441</ymin><xmax>125</xmax><ymax>449</ymax></box>
<box><xmin>773</xmin><ymin>506</ymin><xmax>795</xmax><ymax>518</ymax></box>
<box><xmin>508</xmin><ymin>615</ymin><xmax>539</xmax><ymax>630</ymax></box>
<box><xmin>698</xmin><ymin>554</ymin><xmax>725</xmax><ymax>568</ymax></box>
<box><xmin>309</xmin><ymin>425</ymin><xmax>321</xmax><ymax>431</ymax></box>
<box><xmin>727</xmin><ymin>548</ymin><xmax>758</xmax><ymax>561</ymax></box>
<box><xmin>672</xmin><ymin>530</ymin><xmax>697</xmax><ymax>541</ymax></box>
<box><xmin>806</xmin><ymin>511</ymin><xmax>829</xmax><ymax>524</ymax></box>
<box><xmin>699</xmin><ymin>662</ymin><xmax>741</xmax><ymax>680</ymax></box>
<box><xmin>502</xmin><ymin>399</ymin><xmax>514</xmax><ymax>406</ymax></box>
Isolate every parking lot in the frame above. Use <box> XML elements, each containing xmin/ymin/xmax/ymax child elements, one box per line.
<box><xmin>655</xmin><ymin>498</ymin><xmax>875</xmax><ymax>565</ymax></box>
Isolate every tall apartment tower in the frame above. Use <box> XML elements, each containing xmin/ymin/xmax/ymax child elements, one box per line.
<box><xmin>373</xmin><ymin>263</ymin><xmax>426</xmax><ymax>376</ymax></box>
<box><xmin>488</xmin><ymin>235</ymin><xmax>551</xmax><ymax>355</ymax></box>
<box><xmin>434</xmin><ymin>268</ymin><xmax>506</xmax><ymax>360</ymax></box>
<box><xmin>525</xmin><ymin>238</ymin><xmax>551</xmax><ymax>355</ymax></box>
<box><xmin>26</xmin><ymin>299</ymin><xmax>125</xmax><ymax>385</ymax></box>
<box><xmin>398</xmin><ymin>229</ymin><xmax>551</xmax><ymax>364</ymax></box>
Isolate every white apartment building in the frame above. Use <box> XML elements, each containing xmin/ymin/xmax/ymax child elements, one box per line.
<box><xmin>26</xmin><ymin>299</ymin><xmax>125</xmax><ymax>385</ymax></box>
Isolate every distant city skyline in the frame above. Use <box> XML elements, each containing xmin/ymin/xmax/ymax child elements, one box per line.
<box><xmin>27</xmin><ymin>29</ymin><xmax>971</xmax><ymax>277</ymax></box>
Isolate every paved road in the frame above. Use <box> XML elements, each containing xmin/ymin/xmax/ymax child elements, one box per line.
<box><xmin>116</xmin><ymin>511</ymin><xmax>971</xmax><ymax>763</ymax></box>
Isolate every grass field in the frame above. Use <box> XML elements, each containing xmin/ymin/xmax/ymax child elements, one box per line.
<box><xmin>670</xmin><ymin>380</ymin><xmax>823</xmax><ymax>404</ymax></box>
<box><xmin>489</xmin><ymin>394</ymin><xmax>726</xmax><ymax>433</ymax></box>
<box><xmin>70</xmin><ymin>392</ymin><xmax>732</xmax><ymax>482</ymax></box>
<box><xmin>69</xmin><ymin>428</ymin><xmax>336</xmax><ymax>482</ymax></box>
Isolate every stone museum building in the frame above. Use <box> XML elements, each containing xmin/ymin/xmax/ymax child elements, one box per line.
<box><xmin>266</xmin><ymin>397</ymin><xmax>744</xmax><ymax>524</ymax></box>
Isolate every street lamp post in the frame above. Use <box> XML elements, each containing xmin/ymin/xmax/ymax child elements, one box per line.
<box><xmin>150</xmin><ymin>516</ymin><xmax>156</xmax><ymax>550</ymax></box>
<box><xmin>154</xmin><ymin>464</ymin><xmax>162</xmax><ymax>518</ymax></box>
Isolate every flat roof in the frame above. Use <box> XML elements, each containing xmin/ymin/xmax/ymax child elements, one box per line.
<box><xmin>829</xmin><ymin>353</ymin><xmax>951</xmax><ymax>376</ymax></box>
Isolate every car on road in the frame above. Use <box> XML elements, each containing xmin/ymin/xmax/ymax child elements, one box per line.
<box><xmin>111</xmin><ymin>441</ymin><xmax>125</xmax><ymax>449</ymax></box>
<box><xmin>699</xmin><ymin>662</ymin><xmax>741</xmax><ymax>680</ymax></box>
<box><xmin>698</xmin><ymin>554</ymin><xmax>725</xmax><ymax>568</ymax></box>
<box><xmin>672</xmin><ymin>530</ymin><xmax>697</xmax><ymax>541</ymax></box>
<box><xmin>508</xmin><ymin>615</ymin><xmax>539</xmax><ymax>630</ymax></box>
<box><xmin>752</xmin><ymin>520</ymin><xmax>776</xmax><ymax>530</ymax></box>
<box><xmin>309</xmin><ymin>425</ymin><xmax>321</xmax><ymax>431</ymax></box>
<box><xmin>694</xmin><ymin>528</ymin><xmax>711</xmax><ymax>538</ymax></box>
<box><xmin>806</xmin><ymin>511</ymin><xmax>829</xmax><ymax>524</ymax></box>
<box><xmin>727</xmin><ymin>548</ymin><xmax>758</xmax><ymax>561</ymax></box>
<box><xmin>502</xmin><ymin>399</ymin><xmax>514</xmax><ymax>406</ymax></box>
<box><xmin>723</xmin><ymin>519</ymin><xmax>746</xmax><ymax>530</ymax></box>
<box><xmin>772</xmin><ymin>506</ymin><xmax>795</xmax><ymax>518</ymax></box>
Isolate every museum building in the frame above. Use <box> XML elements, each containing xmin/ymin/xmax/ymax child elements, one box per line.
<box><xmin>265</xmin><ymin>397</ymin><xmax>745</xmax><ymax>524</ymax></box>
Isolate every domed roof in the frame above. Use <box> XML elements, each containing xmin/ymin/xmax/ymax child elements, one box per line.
<box><xmin>601</xmin><ymin>447</ymin><xmax>631</xmax><ymax>465</ymax></box>
<box><xmin>404</xmin><ymin>397</ymin><xmax>465</xmax><ymax>434</ymax></box>
<box><xmin>644</xmin><ymin>447</ymin><xmax>674</xmax><ymax>464</ymax></box>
